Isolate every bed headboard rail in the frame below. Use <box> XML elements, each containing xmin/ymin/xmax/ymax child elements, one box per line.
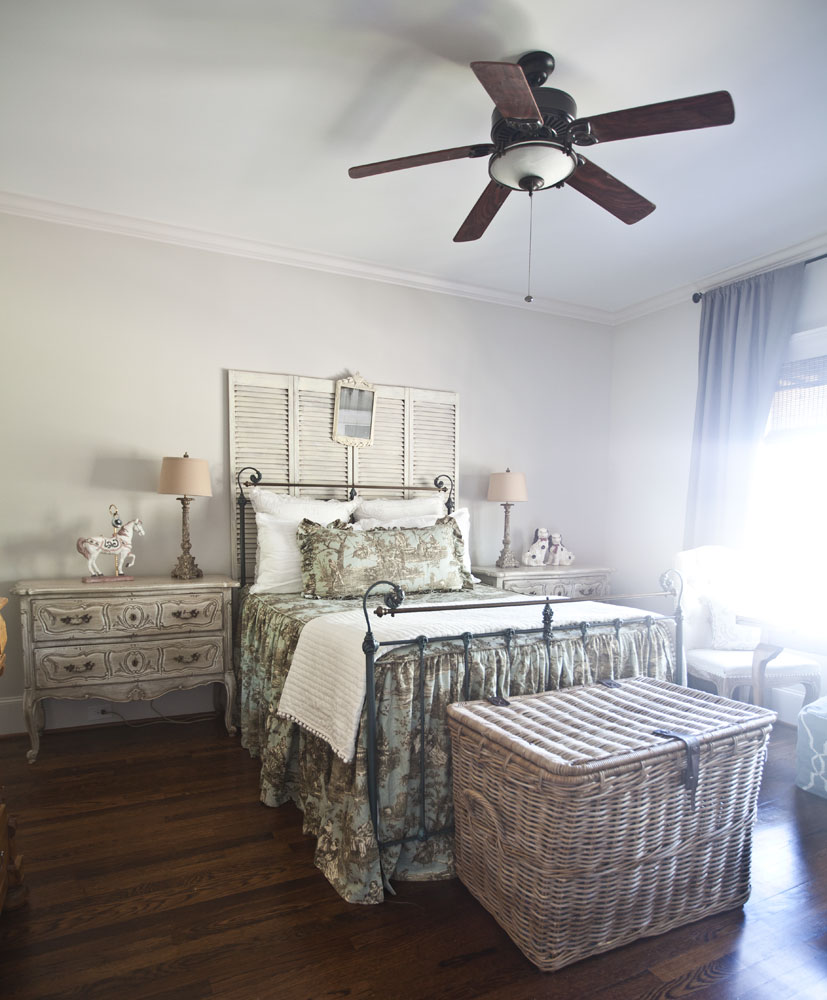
<box><xmin>228</xmin><ymin>370</ymin><xmax>459</xmax><ymax>583</ymax></box>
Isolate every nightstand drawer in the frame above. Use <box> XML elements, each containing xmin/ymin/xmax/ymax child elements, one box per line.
<box><xmin>31</xmin><ymin>592</ymin><xmax>223</xmax><ymax>642</ymax></box>
<box><xmin>34</xmin><ymin>637</ymin><xmax>223</xmax><ymax>688</ymax></box>
<box><xmin>473</xmin><ymin>565</ymin><xmax>614</xmax><ymax>600</ymax></box>
<box><xmin>505</xmin><ymin>580</ymin><xmax>549</xmax><ymax>596</ymax></box>
<box><xmin>571</xmin><ymin>577</ymin><xmax>609</xmax><ymax>598</ymax></box>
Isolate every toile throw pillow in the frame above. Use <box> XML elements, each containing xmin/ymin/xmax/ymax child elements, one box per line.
<box><xmin>297</xmin><ymin>516</ymin><xmax>472</xmax><ymax>599</ymax></box>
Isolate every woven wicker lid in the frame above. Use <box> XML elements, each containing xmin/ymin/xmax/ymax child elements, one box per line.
<box><xmin>446</xmin><ymin>678</ymin><xmax>776</xmax><ymax>775</ymax></box>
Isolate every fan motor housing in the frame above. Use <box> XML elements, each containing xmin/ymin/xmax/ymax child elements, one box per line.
<box><xmin>490</xmin><ymin>87</ymin><xmax>578</xmax><ymax>149</ymax></box>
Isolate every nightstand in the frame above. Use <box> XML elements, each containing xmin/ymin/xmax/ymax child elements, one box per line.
<box><xmin>473</xmin><ymin>565</ymin><xmax>614</xmax><ymax>598</ymax></box>
<box><xmin>11</xmin><ymin>575</ymin><xmax>239</xmax><ymax>762</ymax></box>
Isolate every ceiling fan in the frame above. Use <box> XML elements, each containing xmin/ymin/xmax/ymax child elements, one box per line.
<box><xmin>348</xmin><ymin>50</ymin><xmax>735</xmax><ymax>242</ymax></box>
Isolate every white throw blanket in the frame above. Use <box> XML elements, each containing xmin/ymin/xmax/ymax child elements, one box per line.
<box><xmin>277</xmin><ymin>594</ymin><xmax>655</xmax><ymax>763</ymax></box>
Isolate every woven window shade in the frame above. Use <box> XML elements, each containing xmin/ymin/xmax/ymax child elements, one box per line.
<box><xmin>767</xmin><ymin>354</ymin><xmax>827</xmax><ymax>434</ymax></box>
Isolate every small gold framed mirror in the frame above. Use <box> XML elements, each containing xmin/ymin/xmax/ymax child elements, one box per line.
<box><xmin>332</xmin><ymin>372</ymin><xmax>376</xmax><ymax>447</ymax></box>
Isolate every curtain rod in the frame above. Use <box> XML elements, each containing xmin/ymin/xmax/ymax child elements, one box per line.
<box><xmin>691</xmin><ymin>251</ymin><xmax>827</xmax><ymax>303</ymax></box>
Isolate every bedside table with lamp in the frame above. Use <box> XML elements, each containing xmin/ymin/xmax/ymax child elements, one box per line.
<box><xmin>12</xmin><ymin>453</ymin><xmax>238</xmax><ymax>763</ymax></box>
<box><xmin>477</xmin><ymin>468</ymin><xmax>613</xmax><ymax>597</ymax></box>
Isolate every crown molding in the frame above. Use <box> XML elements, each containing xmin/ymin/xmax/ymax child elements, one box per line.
<box><xmin>611</xmin><ymin>232</ymin><xmax>827</xmax><ymax>326</ymax></box>
<box><xmin>0</xmin><ymin>191</ymin><xmax>614</xmax><ymax>326</ymax></box>
<box><xmin>4</xmin><ymin>191</ymin><xmax>823</xmax><ymax>329</ymax></box>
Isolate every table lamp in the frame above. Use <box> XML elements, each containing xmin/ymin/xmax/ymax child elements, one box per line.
<box><xmin>159</xmin><ymin>453</ymin><xmax>212</xmax><ymax>579</ymax></box>
<box><xmin>487</xmin><ymin>468</ymin><xmax>527</xmax><ymax>568</ymax></box>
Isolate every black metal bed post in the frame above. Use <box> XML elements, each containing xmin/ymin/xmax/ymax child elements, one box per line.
<box><xmin>434</xmin><ymin>474</ymin><xmax>455</xmax><ymax>514</ymax></box>
<box><xmin>542</xmin><ymin>600</ymin><xmax>554</xmax><ymax>690</ymax></box>
<box><xmin>363</xmin><ymin>628</ymin><xmax>380</xmax><ymax>848</ymax></box>
<box><xmin>660</xmin><ymin>569</ymin><xmax>685</xmax><ymax>686</ymax></box>
<box><xmin>235</xmin><ymin>467</ymin><xmax>262</xmax><ymax>588</ymax></box>
<box><xmin>416</xmin><ymin>636</ymin><xmax>428</xmax><ymax>840</ymax></box>
<box><xmin>361</xmin><ymin>581</ymin><xmax>406</xmax><ymax>870</ymax></box>
<box><xmin>462</xmin><ymin>632</ymin><xmax>472</xmax><ymax>701</ymax></box>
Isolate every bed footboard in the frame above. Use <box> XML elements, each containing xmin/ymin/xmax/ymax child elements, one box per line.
<box><xmin>361</xmin><ymin>572</ymin><xmax>684</xmax><ymax>891</ymax></box>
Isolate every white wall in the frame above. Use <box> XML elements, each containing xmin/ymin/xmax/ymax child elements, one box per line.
<box><xmin>607</xmin><ymin>299</ymin><xmax>700</xmax><ymax>597</ymax></box>
<box><xmin>0</xmin><ymin>213</ymin><xmax>612</xmax><ymax>734</ymax></box>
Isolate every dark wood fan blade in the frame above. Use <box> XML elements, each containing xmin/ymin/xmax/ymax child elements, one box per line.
<box><xmin>565</xmin><ymin>157</ymin><xmax>655</xmax><ymax>224</ymax></box>
<box><xmin>454</xmin><ymin>181</ymin><xmax>511</xmax><ymax>242</ymax></box>
<box><xmin>580</xmin><ymin>91</ymin><xmax>735</xmax><ymax>144</ymax></box>
<box><xmin>471</xmin><ymin>61</ymin><xmax>543</xmax><ymax>122</ymax></box>
<box><xmin>349</xmin><ymin>144</ymin><xmax>493</xmax><ymax>179</ymax></box>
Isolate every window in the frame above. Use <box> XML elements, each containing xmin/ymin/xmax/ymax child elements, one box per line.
<box><xmin>745</xmin><ymin>337</ymin><xmax>827</xmax><ymax>628</ymax></box>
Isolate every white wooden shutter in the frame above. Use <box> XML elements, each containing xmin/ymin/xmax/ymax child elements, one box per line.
<box><xmin>228</xmin><ymin>371</ymin><xmax>291</xmax><ymax>580</ymax></box>
<box><xmin>295</xmin><ymin>379</ymin><xmax>349</xmax><ymax>498</ymax></box>
<box><xmin>228</xmin><ymin>371</ymin><xmax>459</xmax><ymax>581</ymax></box>
<box><xmin>410</xmin><ymin>389</ymin><xmax>459</xmax><ymax>496</ymax></box>
<box><xmin>354</xmin><ymin>385</ymin><xmax>406</xmax><ymax>497</ymax></box>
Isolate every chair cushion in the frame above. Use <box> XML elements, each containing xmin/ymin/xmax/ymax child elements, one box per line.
<box><xmin>686</xmin><ymin>648</ymin><xmax>821</xmax><ymax>684</ymax></box>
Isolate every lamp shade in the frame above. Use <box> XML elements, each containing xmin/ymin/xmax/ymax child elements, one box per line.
<box><xmin>487</xmin><ymin>469</ymin><xmax>527</xmax><ymax>503</ymax></box>
<box><xmin>159</xmin><ymin>455</ymin><xmax>212</xmax><ymax>498</ymax></box>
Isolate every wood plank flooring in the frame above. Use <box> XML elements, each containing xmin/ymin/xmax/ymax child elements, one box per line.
<box><xmin>0</xmin><ymin>718</ymin><xmax>825</xmax><ymax>999</ymax></box>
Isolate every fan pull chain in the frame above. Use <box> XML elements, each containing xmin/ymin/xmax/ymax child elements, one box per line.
<box><xmin>525</xmin><ymin>189</ymin><xmax>534</xmax><ymax>303</ymax></box>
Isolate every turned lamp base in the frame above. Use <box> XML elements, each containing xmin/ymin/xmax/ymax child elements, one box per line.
<box><xmin>171</xmin><ymin>495</ymin><xmax>204</xmax><ymax>580</ymax></box>
<box><xmin>495</xmin><ymin>501</ymin><xmax>521</xmax><ymax>569</ymax></box>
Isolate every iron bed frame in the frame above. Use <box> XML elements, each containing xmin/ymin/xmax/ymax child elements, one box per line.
<box><xmin>233</xmin><ymin>467</ymin><xmax>686</xmax><ymax>894</ymax></box>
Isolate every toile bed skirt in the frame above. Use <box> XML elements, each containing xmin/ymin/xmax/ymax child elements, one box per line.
<box><xmin>239</xmin><ymin>589</ymin><xmax>675</xmax><ymax>904</ymax></box>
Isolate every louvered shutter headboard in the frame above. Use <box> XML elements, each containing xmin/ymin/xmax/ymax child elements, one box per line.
<box><xmin>228</xmin><ymin>371</ymin><xmax>459</xmax><ymax>582</ymax></box>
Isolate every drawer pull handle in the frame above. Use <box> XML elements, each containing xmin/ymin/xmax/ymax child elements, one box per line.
<box><xmin>172</xmin><ymin>652</ymin><xmax>201</xmax><ymax>665</ymax></box>
<box><xmin>59</xmin><ymin>614</ymin><xmax>92</xmax><ymax>626</ymax></box>
<box><xmin>172</xmin><ymin>610</ymin><xmax>200</xmax><ymax>620</ymax></box>
<box><xmin>64</xmin><ymin>661</ymin><xmax>95</xmax><ymax>673</ymax></box>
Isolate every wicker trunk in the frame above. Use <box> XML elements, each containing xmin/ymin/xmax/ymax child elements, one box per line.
<box><xmin>446</xmin><ymin>678</ymin><xmax>775</xmax><ymax>972</ymax></box>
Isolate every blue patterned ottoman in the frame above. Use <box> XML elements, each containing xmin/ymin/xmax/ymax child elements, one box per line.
<box><xmin>796</xmin><ymin>697</ymin><xmax>827</xmax><ymax>799</ymax></box>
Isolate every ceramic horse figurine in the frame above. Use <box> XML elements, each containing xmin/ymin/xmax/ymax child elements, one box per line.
<box><xmin>77</xmin><ymin>518</ymin><xmax>145</xmax><ymax>577</ymax></box>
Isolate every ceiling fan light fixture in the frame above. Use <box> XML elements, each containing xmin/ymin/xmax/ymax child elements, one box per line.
<box><xmin>488</xmin><ymin>141</ymin><xmax>577</xmax><ymax>192</ymax></box>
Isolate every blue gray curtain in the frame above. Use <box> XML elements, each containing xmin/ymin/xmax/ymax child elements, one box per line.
<box><xmin>683</xmin><ymin>262</ymin><xmax>806</xmax><ymax>548</ymax></box>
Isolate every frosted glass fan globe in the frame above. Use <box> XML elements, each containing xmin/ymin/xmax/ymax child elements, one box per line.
<box><xmin>488</xmin><ymin>141</ymin><xmax>577</xmax><ymax>191</ymax></box>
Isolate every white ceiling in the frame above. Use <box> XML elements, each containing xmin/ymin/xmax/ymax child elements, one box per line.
<box><xmin>2</xmin><ymin>0</ymin><xmax>827</xmax><ymax>320</ymax></box>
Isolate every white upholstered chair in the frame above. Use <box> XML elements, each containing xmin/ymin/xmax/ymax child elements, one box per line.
<box><xmin>674</xmin><ymin>546</ymin><xmax>821</xmax><ymax>706</ymax></box>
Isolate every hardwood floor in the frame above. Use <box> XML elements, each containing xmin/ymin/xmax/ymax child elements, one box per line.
<box><xmin>0</xmin><ymin>718</ymin><xmax>825</xmax><ymax>999</ymax></box>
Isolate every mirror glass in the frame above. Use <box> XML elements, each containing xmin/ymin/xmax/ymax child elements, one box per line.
<box><xmin>333</xmin><ymin>374</ymin><xmax>376</xmax><ymax>447</ymax></box>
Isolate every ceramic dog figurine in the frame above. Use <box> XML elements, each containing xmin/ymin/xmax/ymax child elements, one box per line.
<box><xmin>522</xmin><ymin>528</ymin><xmax>551</xmax><ymax>566</ymax></box>
<box><xmin>549</xmin><ymin>532</ymin><xmax>575</xmax><ymax>566</ymax></box>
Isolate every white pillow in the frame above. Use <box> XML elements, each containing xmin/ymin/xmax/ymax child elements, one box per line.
<box><xmin>251</xmin><ymin>504</ymin><xmax>353</xmax><ymax>595</ymax></box>
<box><xmin>250</xmin><ymin>515</ymin><xmax>303</xmax><ymax>594</ymax></box>
<box><xmin>352</xmin><ymin>496</ymin><xmax>447</xmax><ymax>522</ymax></box>
<box><xmin>705</xmin><ymin>598</ymin><xmax>761</xmax><ymax>651</ymax></box>
<box><xmin>352</xmin><ymin>507</ymin><xmax>476</xmax><ymax>579</ymax></box>
<box><xmin>249</xmin><ymin>486</ymin><xmax>359</xmax><ymax>522</ymax></box>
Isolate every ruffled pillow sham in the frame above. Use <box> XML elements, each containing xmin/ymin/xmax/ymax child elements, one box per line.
<box><xmin>352</xmin><ymin>507</ymin><xmax>475</xmax><ymax>577</ymax></box>
<box><xmin>298</xmin><ymin>516</ymin><xmax>472</xmax><ymax>599</ymax></box>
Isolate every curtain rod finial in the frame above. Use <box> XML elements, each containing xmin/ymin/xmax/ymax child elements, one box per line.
<box><xmin>692</xmin><ymin>292</ymin><xmax>703</xmax><ymax>303</ymax></box>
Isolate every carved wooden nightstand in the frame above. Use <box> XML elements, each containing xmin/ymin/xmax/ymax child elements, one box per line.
<box><xmin>472</xmin><ymin>565</ymin><xmax>614</xmax><ymax>598</ymax></box>
<box><xmin>11</xmin><ymin>575</ymin><xmax>239</xmax><ymax>762</ymax></box>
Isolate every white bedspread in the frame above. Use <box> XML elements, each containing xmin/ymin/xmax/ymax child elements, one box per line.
<box><xmin>276</xmin><ymin>594</ymin><xmax>655</xmax><ymax>763</ymax></box>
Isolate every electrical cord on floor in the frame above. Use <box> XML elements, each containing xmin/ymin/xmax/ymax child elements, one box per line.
<box><xmin>100</xmin><ymin>703</ymin><xmax>220</xmax><ymax>727</ymax></box>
